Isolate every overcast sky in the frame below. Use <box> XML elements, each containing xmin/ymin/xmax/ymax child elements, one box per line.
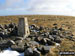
<box><xmin>0</xmin><ymin>0</ymin><xmax>75</xmax><ymax>16</ymax></box>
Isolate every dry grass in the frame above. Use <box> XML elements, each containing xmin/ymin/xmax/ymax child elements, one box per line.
<box><xmin>47</xmin><ymin>38</ymin><xmax>75</xmax><ymax>56</ymax></box>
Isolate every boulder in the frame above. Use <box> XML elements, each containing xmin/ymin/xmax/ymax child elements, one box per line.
<box><xmin>25</xmin><ymin>38</ymin><xmax>31</xmax><ymax>42</ymax></box>
<box><xmin>29</xmin><ymin>41</ymin><xmax>39</xmax><ymax>47</ymax></box>
<box><xmin>40</xmin><ymin>38</ymin><xmax>47</xmax><ymax>45</ymax></box>
<box><xmin>11</xmin><ymin>45</ymin><xmax>24</xmax><ymax>53</ymax></box>
<box><xmin>54</xmin><ymin>38</ymin><xmax>61</xmax><ymax>43</ymax></box>
<box><xmin>49</xmin><ymin>35</ymin><xmax>54</xmax><ymax>41</ymax></box>
<box><xmin>11</xmin><ymin>39</ymin><xmax>25</xmax><ymax>52</ymax></box>
<box><xmin>35</xmin><ymin>36</ymin><xmax>43</xmax><ymax>43</ymax></box>
<box><xmin>47</xmin><ymin>39</ymin><xmax>55</xmax><ymax>45</ymax></box>
<box><xmin>33</xmin><ymin>51</ymin><xmax>40</xmax><ymax>56</ymax></box>
<box><xmin>14</xmin><ymin>37</ymin><xmax>23</xmax><ymax>41</ymax></box>
<box><xmin>6</xmin><ymin>40</ymin><xmax>16</xmax><ymax>46</ymax></box>
<box><xmin>24</xmin><ymin>47</ymin><xmax>33</xmax><ymax>56</ymax></box>
<box><xmin>0</xmin><ymin>40</ymin><xmax>10</xmax><ymax>50</ymax></box>
<box><xmin>40</xmin><ymin>46</ymin><xmax>50</xmax><ymax>55</ymax></box>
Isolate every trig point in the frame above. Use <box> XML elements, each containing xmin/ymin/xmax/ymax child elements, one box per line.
<box><xmin>18</xmin><ymin>17</ymin><xmax>30</xmax><ymax>38</ymax></box>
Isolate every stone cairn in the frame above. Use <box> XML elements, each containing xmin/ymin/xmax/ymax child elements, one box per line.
<box><xmin>0</xmin><ymin>17</ymin><xmax>74</xmax><ymax>56</ymax></box>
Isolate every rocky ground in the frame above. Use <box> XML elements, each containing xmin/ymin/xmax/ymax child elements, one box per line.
<box><xmin>0</xmin><ymin>15</ymin><xmax>75</xmax><ymax>56</ymax></box>
<box><xmin>0</xmin><ymin>23</ymin><xmax>74</xmax><ymax>56</ymax></box>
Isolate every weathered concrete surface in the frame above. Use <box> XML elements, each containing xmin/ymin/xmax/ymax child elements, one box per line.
<box><xmin>18</xmin><ymin>17</ymin><xmax>30</xmax><ymax>38</ymax></box>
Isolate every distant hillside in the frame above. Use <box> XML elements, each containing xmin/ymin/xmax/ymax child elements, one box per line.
<box><xmin>0</xmin><ymin>15</ymin><xmax>75</xmax><ymax>24</ymax></box>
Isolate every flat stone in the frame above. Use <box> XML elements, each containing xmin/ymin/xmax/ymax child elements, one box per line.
<box><xmin>43</xmin><ymin>46</ymin><xmax>51</xmax><ymax>51</ymax></box>
<box><xmin>25</xmin><ymin>38</ymin><xmax>31</xmax><ymax>41</ymax></box>
<box><xmin>29</xmin><ymin>41</ymin><xmax>39</xmax><ymax>46</ymax></box>
<box><xmin>11</xmin><ymin>45</ymin><xmax>24</xmax><ymax>53</ymax></box>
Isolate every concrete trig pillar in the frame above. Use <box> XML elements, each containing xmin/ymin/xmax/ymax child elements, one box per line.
<box><xmin>18</xmin><ymin>17</ymin><xmax>30</xmax><ymax>38</ymax></box>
